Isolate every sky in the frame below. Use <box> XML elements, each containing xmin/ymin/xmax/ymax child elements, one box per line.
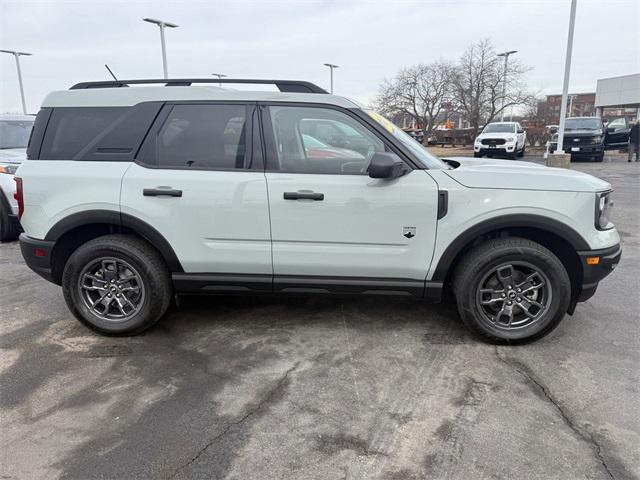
<box><xmin>1</xmin><ymin>0</ymin><xmax>639</xmax><ymax>114</ymax></box>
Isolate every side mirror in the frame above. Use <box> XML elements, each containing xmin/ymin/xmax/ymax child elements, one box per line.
<box><xmin>517</xmin><ymin>129</ymin><xmax>524</xmax><ymax>134</ymax></box>
<box><xmin>368</xmin><ymin>152</ymin><xmax>406</xmax><ymax>179</ymax></box>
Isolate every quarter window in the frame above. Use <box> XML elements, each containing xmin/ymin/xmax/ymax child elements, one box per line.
<box><xmin>156</xmin><ymin>104</ymin><xmax>247</xmax><ymax>169</ymax></box>
<box><xmin>40</xmin><ymin>107</ymin><xmax>128</xmax><ymax>159</ymax></box>
<box><xmin>268</xmin><ymin>106</ymin><xmax>388</xmax><ymax>174</ymax></box>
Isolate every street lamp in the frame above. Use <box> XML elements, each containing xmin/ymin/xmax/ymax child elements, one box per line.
<box><xmin>212</xmin><ymin>73</ymin><xmax>227</xmax><ymax>87</ymax></box>
<box><xmin>497</xmin><ymin>50</ymin><xmax>517</xmax><ymax>122</ymax></box>
<box><xmin>143</xmin><ymin>18</ymin><xmax>179</xmax><ymax>79</ymax></box>
<box><xmin>0</xmin><ymin>49</ymin><xmax>32</xmax><ymax>114</ymax></box>
<box><xmin>323</xmin><ymin>63</ymin><xmax>339</xmax><ymax>94</ymax></box>
<box><xmin>554</xmin><ymin>0</ymin><xmax>577</xmax><ymax>157</ymax></box>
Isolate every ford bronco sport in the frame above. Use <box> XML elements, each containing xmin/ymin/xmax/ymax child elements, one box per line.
<box><xmin>15</xmin><ymin>79</ymin><xmax>621</xmax><ymax>343</ymax></box>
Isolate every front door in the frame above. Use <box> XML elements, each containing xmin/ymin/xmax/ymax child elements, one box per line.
<box><xmin>605</xmin><ymin>117</ymin><xmax>629</xmax><ymax>148</ymax></box>
<box><xmin>121</xmin><ymin>102</ymin><xmax>272</xmax><ymax>282</ymax></box>
<box><xmin>262</xmin><ymin>104</ymin><xmax>439</xmax><ymax>295</ymax></box>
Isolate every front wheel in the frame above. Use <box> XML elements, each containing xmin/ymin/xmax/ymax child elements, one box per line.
<box><xmin>62</xmin><ymin>234</ymin><xmax>172</xmax><ymax>336</ymax></box>
<box><xmin>453</xmin><ymin>237</ymin><xmax>571</xmax><ymax>343</ymax></box>
<box><xmin>518</xmin><ymin>144</ymin><xmax>526</xmax><ymax>157</ymax></box>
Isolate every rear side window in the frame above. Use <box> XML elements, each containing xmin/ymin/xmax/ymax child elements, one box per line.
<box><xmin>40</xmin><ymin>107</ymin><xmax>128</xmax><ymax>159</ymax></box>
<box><xmin>156</xmin><ymin>104</ymin><xmax>247</xmax><ymax>169</ymax></box>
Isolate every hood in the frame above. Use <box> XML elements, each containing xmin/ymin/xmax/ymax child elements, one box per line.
<box><xmin>0</xmin><ymin>148</ymin><xmax>27</xmax><ymax>164</ymax></box>
<box><xmin>442</xmin><ymin>157</ymin><xmax>610</xmax><ymax>193</ymax></box>
<box><xmin>561</xmin><ymin>129</ymin><xmax>603</xmax><ymax>136</ymax></box>
<box><xmin>476</xmin><ymin>132</ymin><xmax>516</xmax><ymax>140</ymax></box>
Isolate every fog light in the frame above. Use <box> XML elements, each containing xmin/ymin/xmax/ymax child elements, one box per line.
<box><xmin>586</xmin><ymin>256</ymin><xmax>600</xmax><ymax>265</ymax></box>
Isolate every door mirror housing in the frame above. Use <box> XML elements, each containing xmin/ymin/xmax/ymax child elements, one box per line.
<box><xmin>517</xmin><ymin>129</ymin><xmax>524</xmax><ymax>134</ymax></box>
<box><xmin>368</xmin><ymin>152</ymin><xmax>406</xmax><ymax>179</ymax></box>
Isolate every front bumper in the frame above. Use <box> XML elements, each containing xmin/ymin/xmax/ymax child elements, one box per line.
<box><xmin>474</xmin><ymin>144</ymin><xmax>516</xmax><ymax>154</ymax></box>
<box><xmin>550</xmin><ymin>143</ymin><xmax>604</xmax><ymax>156</ymax></box>
<box><xmin>576</xmin><ymin>243</ymin><xmax>622</xmax><ymax>302</ymax></box>
<box><xmin>19</xmin><ymin>233</ymin><xmax>57</xmax><ymax>284</ymax></box>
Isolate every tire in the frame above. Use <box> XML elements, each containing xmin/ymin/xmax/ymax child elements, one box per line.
<box><xmin>0</xmin><ymin>201</ymin><xmax>19</xmax><ymax>242</ymax></box>
<box><xmin>595</xmin><ymin>152</ymin><xmax>604</xmax><ymax>162</ymax></box>
<box><xmin>473</xmin><ymin>152</ymin><xmax>482</xmax><ymax>158</ymax></box>
<box><xmin>62</xmin><ymin>234</ymin><xmax>172</xmax><ymax>336</ymax></box>
<box><xmin>518</xmin><ymin>144</ymin><xmax>526</xmax><ymax>158</ymax></box>
<box><xmin>509</xmin><ymin>149</ymin><xmax>518</xmax><ymax>160</ymax></box>
<box><xmin>452</xmin><ymin>237</ymin><xmax>571</xmax><ymax>344</ymax></box>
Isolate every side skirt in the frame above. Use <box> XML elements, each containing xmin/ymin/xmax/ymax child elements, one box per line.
<box><xmin>172</xmin><ymin>273</ymin><xmax>443</xmax><ymax>301</ymax></box>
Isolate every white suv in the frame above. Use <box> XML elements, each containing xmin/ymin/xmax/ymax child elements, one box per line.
<box><xmin>15</xmin><ymin>79</ymin><xmax>621</xmax><ymax>343</ymax></box>
<box><xmin>474</xmin><ymin>121</ymin><xmax>527</xmax><ymax>159</ymax></box>
<box><xmin>0</xmin><ymin>114</ymin><xmax>34</xmax><ymax>241</ymax></box>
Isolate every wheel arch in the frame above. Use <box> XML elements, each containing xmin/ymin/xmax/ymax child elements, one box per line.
<box><xmin>46</xmin><ymin>210</ymin><xmax>183</xmax><ymax>284</ymax></box>
<box><xmin>432</xmin><ymin>214</ymin><xmax>587</xmax><ymax>304</ymax></box>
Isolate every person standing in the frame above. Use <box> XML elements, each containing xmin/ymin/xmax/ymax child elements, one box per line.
<box><xmin>629</xmin><ymin>119</ymin><xmax>640</xmax><ymax>162</ymax></box>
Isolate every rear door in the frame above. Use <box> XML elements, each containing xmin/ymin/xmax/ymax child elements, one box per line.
<box><xmin>262</xmin><ymin>104</ymin><xmax>439</xmax><ymax>295</ymax></box>
<box><xmin>120</xmin><ymin>102</ymin><xmax>272</xmax><ymax>284</ymax></box>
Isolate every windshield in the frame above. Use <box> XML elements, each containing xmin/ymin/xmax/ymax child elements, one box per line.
<box><xmin>0</xmin><ymin>119</ymin><xmax>34</xmax><ymax>149</ymax></box>
<box><xmin>565</xmin><ymin>118</ymin><xmax>602</xmax><ymax>131</ymax></box>
<box><xmin>366</xmin><ymin>110</ymin><xmax>447</xmax><ymax>169</ymax></box>
<box><xmin>482</xmin><ymin>123</ymin><xmax>515</xmax><ymax>133</ymax></box>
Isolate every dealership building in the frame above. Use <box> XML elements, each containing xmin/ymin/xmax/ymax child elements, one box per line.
<box><xmin>594</xmin><ymin>73</ymin><xmax>640</xmax><ymax>120</ymax></box>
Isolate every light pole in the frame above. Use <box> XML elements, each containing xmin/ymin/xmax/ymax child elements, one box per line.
<box><xmin>323</xmin><ymin>63</ymin><xmax>339</xmax><ymax>94</ymax></box>
<box><xmin>497</xmin><ymin>50</ymin><xmax>517</xmax><ymax>122</ymax></box>
<box><xmin>555</xmin><ymin>0</ymin><xmax>578</xmax><ymax>156</ymax></box>
<box><xmin>143</xmin><ymin>18</ymin><xmax>179</xmax><ymax>79</ymax></box>
<box><xmin>0</xmin><ymin>49</ymin><xmax>32</xmax><ymax>114</ymax></box>
<box><xmin>212</xmin><ymin>73</ymin><xmax>227</xmax><ymax>87</ymax></box>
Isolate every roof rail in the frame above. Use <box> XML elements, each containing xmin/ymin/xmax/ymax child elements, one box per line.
<box><xmin>69</xmin><ymin>78</ymin><xmax>328</xmax><ymax>94</ymax></box>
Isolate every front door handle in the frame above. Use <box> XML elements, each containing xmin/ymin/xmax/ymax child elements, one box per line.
<box><xmin>143</xmin><ymin>188</ymin><xmax>183</xmax><ymax>197</ymax></box>
<box><xmin>283</xmin><ymin>191</ymin><xmax>324</xmax><ymax>201</ymax></box>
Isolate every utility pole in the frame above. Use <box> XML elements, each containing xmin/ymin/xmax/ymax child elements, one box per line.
<box><xmin>323</xmin><ymin>63</ymin><xmax>339</xmax><ymax>94</ymax></box>
<box><xmin>555</xmin><ymin>0</ymin><xmax>578</xmax><ymax>156</ymax></box>
<box><xmin>497</xmin><ymin>50</ymin><xmax>517</xmax><ymax>122</ymax></box>
<box><xmin>0</xmin><ymin>49</ymin><xmax>32</xmax><ymax>114</ymax></box>
<box><xmin>143</xmin><ymin>18</ymin><xmax>179</xmax><ymax>79</ymax></box>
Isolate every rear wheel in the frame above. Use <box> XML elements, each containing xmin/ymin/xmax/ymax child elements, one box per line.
<box><xmin>0</xmin><ymin>202</ymin><xmax>19</xmax><ymax>242</ymax></box>
<box><xmin>453</xmin><ymin>237</ymin><xmax>570</xmax><ymax>343</ymax></box>
<box><xmin>62</xmin><ymin>234</ymin><xmax>172</xmax><ymax>335</ymax></box>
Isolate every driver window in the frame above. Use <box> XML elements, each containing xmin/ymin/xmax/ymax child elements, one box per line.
<box><xmin>608</xmin><ymin>118</ymin><xmax>625</xmax><ymax>130</ymax></box>
<box><xmin>268</xmin><ymin>106</ymin><xmax>388</xmax><ymax>174</ymax></box>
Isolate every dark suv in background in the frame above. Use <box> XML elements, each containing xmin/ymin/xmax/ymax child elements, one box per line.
<box><xmin>550</xmin><ymin>117</ymin><xmax>630</xmax><ymax>162</ymax></box>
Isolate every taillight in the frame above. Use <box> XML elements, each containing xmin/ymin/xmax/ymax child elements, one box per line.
<box><xmin>14</xmin><ymin>177</ymin><xmax>24</xmax><ymax>219</ymax></box>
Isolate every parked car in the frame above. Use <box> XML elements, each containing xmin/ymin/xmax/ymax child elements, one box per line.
<box><xmin>603</xmin><ymin>117</ymin><xmax>631</xmax><ymax>151</ymax></box>
<box><xmin>16</xmin><ymin>78</ymin><xmax>620</xmax><ymax>343</ymax></box>
<box><xmin>473</xmin><ymin>121</ymin><xmax>526</xmax><ymax>159</ymax></box>
<box><xmin>403</xmin><ymin>128</ymin><xmax>425</xmax><ymax>143</ymax></box>
<box><xmin>0</xmin><ymin>114</ymin><xmax>34</xmax><ymax>241</ymax></box>
<box><xmin>549</xmin><ymin>117</ymin><xmax>606</xmax><ymax>161</ymax></box>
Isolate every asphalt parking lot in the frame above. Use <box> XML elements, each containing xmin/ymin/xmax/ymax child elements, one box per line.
<box><xmin>1</xmin><ymin>155</ymin><xmax>638</xmax><ymax>480</ymax></box>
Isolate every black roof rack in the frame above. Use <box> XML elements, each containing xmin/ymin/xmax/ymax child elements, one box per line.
<box><xmin>70</xmin><ymin>78</ymin><xmax>328</xmax><ymax>94</ymax></box>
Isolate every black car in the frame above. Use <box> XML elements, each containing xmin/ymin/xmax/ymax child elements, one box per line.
<box><xmin>549</xmin><ymin>117</ymin><xmax>606</xmax><ymax>162</ymax></box>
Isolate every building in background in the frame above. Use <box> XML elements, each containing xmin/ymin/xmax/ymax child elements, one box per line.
<box><xmin>538</xmin><ymin>92</ymin><xmax>596</xmax><ymax>124</ymax></box>
<box><xmin>595</xmin><ymin>73</ymin><xmax>640</xmax><ymax>122</ymax></box>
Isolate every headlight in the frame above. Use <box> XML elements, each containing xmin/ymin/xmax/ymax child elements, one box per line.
<box><xmin>591</xmin><ymin>136</ymin><xmax>602</xmax><ymax>144</ymax></box>
<box><xmin>506</xmin><ymin>137</ymin><xmax>515</xmax><ymax>142</ymax></box>
<box><xmin>595</xmin><ymin>191</ymin><xmax>614</xmax><ymax>230</ymax></box>
<box><xmin>0</xmin><ymin>165</ymin><xmax>19</xmax><ymax>175</ymax></box>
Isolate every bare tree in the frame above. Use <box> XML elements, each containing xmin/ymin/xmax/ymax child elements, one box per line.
<box><xmin>450</xmin><ymin>38</ymin><xmax>532</xmax><ymax>136</ymax></box>
<box><xmin>376</xmin><ymin>61</ymin><xmax>452</xmax><ymax>143</ymax></box>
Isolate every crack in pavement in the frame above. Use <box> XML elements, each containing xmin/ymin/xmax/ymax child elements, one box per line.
<box><xmin>167</xmin><ymin>361</ymin><xmax>301</xmax><ymax>479</ymax></box>
<box><xmin>494</xmin><ymin>347</ymin><xmax>616</xmax><ymax>480</ymax></box>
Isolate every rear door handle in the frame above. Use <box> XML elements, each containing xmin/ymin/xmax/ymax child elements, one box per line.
<box><xmin>283</xmin><ymin>191</ymin><xmax>324</xmax><ymax>201</ymax></box>
<box><xmin>143</xmin><ymin>188</ymin><xmax>183</xmax><ymax>197</ymax></box>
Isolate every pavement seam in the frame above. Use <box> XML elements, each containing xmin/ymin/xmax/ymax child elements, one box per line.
<box><xmin>494</xmin><ymin>346</ymin><xmax>616</xmax><ymax>480</ymax></box>
<box><xmin>166</xmin><ymin>361</ymin><xmax>301</xmax><ymax>480</ymax></box>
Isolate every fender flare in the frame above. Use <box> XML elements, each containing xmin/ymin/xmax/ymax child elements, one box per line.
<box><xmin>45</xmin><ymin>209</ymin><xmax>183</xmax><ymax>272</ymax></box>
<box><xmin>431</xmin><ymin>214</ymin><xmax>590</xmax><ymax>282</ymax></box>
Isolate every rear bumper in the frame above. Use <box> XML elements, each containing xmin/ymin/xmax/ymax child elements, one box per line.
<box><xmin>576</xmin><ymin>244</ymin><xmax>621</xmax><ymax>302</ymax></box>
<box><xmin>19</xmin><ymin>233</ymin><xmax>57</xmax><ymax>284</ymax></box>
